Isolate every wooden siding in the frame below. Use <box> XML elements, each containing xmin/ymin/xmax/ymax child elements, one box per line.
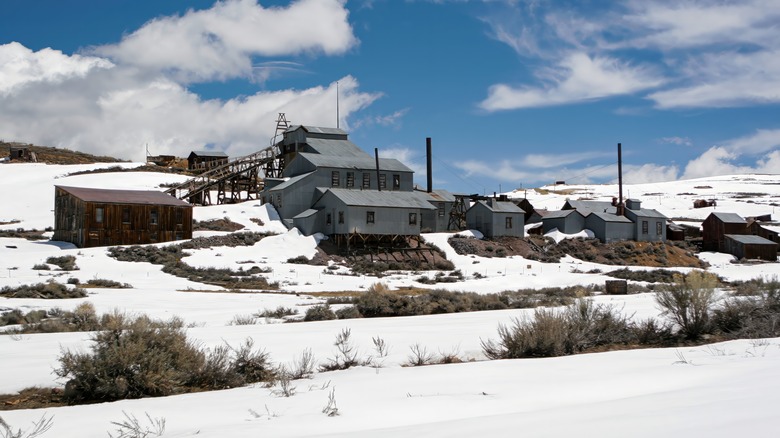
<box><xmin>723</xmin><ymin>236</ymin><xmax>778</xmax><ymax>261</ymax></box>
<box><xmin>702</xmin><ymin>214</ymin><xmax>747</xmax><ymax>252</ymax></box>
<box><xmin>53</xmin><ymin>187</ymin><xmax>192</xmax><ymax>248</ymax></box>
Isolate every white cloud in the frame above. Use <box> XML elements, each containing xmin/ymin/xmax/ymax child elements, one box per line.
<box><xmin>92</xmin><ymin>0</ymin><xmax>357</xmax><ymax>83</ymax></box>
<box><xmin>480</xmin><ymin>52</ymin><xmax>664</xmax><ymax>110</ymax></box>
<box><xmin>0</xmin><ymin>42</ymin><xmax>113</xmax><ymax>95</ymax></box>
<box><xmin>658</xmin><ymin>137</ymin><xmax>692</xmax><ymax>147</ymax></box>
<box><xmin>0</xmin><ymin>1</ymin><xmax>382</xmax><ymax>162</ymax></box>
<box><xmin>353</xmin><ymin>108</ymin><xmax>410</xmax><ymax>129</ymax></box>
<box><xmin>0</xmin><ymin>40</ymin><xmax>379</xmax><ymax>161</ymax></box>
<box><xmin>479</xmin><ymin>0</ymin><xmax>780</xmax><ymax>110</ymax></box>
<box><xmin>522</xmin><ymin>151</ymin><xmax>611</xmax><ymax>168</ymax></box>
<box><xmin>723</xmin><ymin>129</ymin><xmax>780</xmax><ymax>155</ymax></box>
<box><xmin>622</xmin><ymin>163</ymin><xmax>679</xmax><ymax>184</ymax></box>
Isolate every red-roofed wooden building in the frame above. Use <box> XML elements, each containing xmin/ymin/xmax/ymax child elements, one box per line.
<box><xmin>53</xmin><ymin>186</ymin><xmax>192</xmax><ymax>248</ymax></box>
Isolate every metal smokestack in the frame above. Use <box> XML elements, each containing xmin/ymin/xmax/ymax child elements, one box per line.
<box><xmin>375</xmin><ymin>148</ymin><xmax>381</xmax><ymax>192</ymax></box>
<box><xmin>426</xmin><ymin>137</ymin><xmax>433</xmax><ymax>193</ymax></box>
<box><xmin>617</xmin><ymin>142</ymin><xmax>624</xmax><ymax>216</ymax></box>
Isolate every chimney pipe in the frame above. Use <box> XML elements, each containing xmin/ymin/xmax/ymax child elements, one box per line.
<box><xmin>375</xmin><ymin>148</ymin><xmax>381</xmax><ymax>192</ymax></box>
<box><xmin>426</xmin><ymin>137</ymin><xmax>433</xmax><ymax>193</ymax></box>
<box><xmin>617</xmin><ymin>142</ymin><xmax>624</xmax><ymax>216</ymax></box>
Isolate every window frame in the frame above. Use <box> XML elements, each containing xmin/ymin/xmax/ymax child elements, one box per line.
<box><xmin>642</xmin><ymin>220</ymin><xmax>649</xmax><ymax>234</ymax></box>
<box><xmin>95</xmin><ymin>207</ymin><xmax>104</xmax><ymax>224</ymax></box>
<box><xmin>331</xmin><ymin>170</ymin><xmax>340</xmax><ymax>187</ymax></box>
<box><xmin>505</xmin><ymin>216</ymin><xmax>513</xmax><ymax>229</ymax></box>
<box><xmin>393</xmin><ymin>174</ymin><xmax>401</xmax><ymax>190</ymax></box>
<box><xmin>362</xmin><ymin>173</ymin><xmax>371</xmax><ymax>189</ymax></box>
<box><xmin>346</xmin><ymin>172</ymin><xmax>355</xmax><ymax>188</ymax></box>
<box><xmin>150</xmin><ymin>209</ymin><xmax>158</xmax><ymax>226</ymax></box>
<box><xmin>366</xmin><ymin>211</ymin><xmax>375</xmax><ymax>224</ymax></box>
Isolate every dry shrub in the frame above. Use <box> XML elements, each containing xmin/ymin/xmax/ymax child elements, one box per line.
<box><xmin>656</xmin><ymin>271</ymin><xmax>719</xmax><ymax>339</ymax></box>
<box><xmin>304</xmin><ymin>305</ymin><xmax>337</xmax><ymax>321</ymax></box>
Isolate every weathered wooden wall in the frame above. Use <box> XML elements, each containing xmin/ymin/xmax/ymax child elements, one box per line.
<box><xmin>53</xmin><ymin>187</ymin><xmax>192</xmax><ymax>248</ymax></box>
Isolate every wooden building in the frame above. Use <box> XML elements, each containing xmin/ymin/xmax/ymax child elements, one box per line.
<box><xmin>9</xmin><ymin>146</ymin><xmax>36</xmax><ymax>162</ymax></box>
<box><xmin>54</xmin><ymin>186</ymin><xmax>192</xmax><ymax>248</ymax></box>
<box><xmin>723</xmin><ymin>235</ymin><xmax>778</xmax><ymax>261</ymax></box>
<box><xmin>702</xmin><ymin>212</ymin><xmax>747</xmax><ymax>252</ymax></box>
<box><xmin>188</xmin><ymin>150</ymin><xmax>228</xmax><ymax>171</ymax></box>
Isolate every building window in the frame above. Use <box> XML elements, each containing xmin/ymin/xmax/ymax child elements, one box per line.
<box><xmin>331</xmin><ymin>171</ymin><xmax>340</xmax><ymax>187</ymax></box>
<box><xmin>175</xmin><ymin>208</ymin><xmax>183</xmax><ymax>224</ymax></box>
<box><xmin>438</xmin><ymin>202</ymin><xmax>445</xmax><ymax>217</ymax></box>
<box><xmin>95</xmin><ymin>207</ymin><xmax>104</xmax><ymax>224</ymax></box>
<box><xmin>326</xmin><ymin>213</ymin><xmax>332</xmax><ymax>225</ymax></box>
<box><xmin>338</xmin><ymin>211</ymin><xmax>344</xmax><ymax>224</ymax></box>
<box><xmin>506</xmin><ymin>217</ymin><xmax>513</xmax><ymax>229</ymax></box>
<box><xmin>366</xmin><ymin>211</ymin><xmax>375</xmax><ymax>224</ymax></box>
<box><xmin>409</xmin><ymin>212</ymin><xmax>417</xmax><ymax>225</ymax></box>
<box><xmin>276</xmin><ymin>194</ymin><xmax>281</xmax><ymax>209</ymax></box>
<box><xmin>362</xmin><ymin>173</ymin><xmax>371</xmax><ymax>189</ymax></box>
<box><xmin>642</xmin><ymin>220</ymin><xmax>648</xmax><ymax>234</ymax></box>
<box><xmin>150</xmin><ymin>210</ymin><xmax>158</xmax><ymax>225</ymax></box>
<box><xmin>393</xmin><ymin>174</ymin><xmax>401</xmax><ymax>190</ymax></box>
<box><xmin>379</xmin><ymin>174</ymin><xmax>387</xmax><ymax>189</ymax></box>
<box><xmin>656</xmin><ymin>222</ymin><xmax>663</xmax><ymax>235</ymax></box>
<box><xmin>122</xmin><ymin>207</ymin><xmax>131</xmax><ymax>224</ymax></box>
<box><xmin>346</xmin><ymin>172</ymin><xmax>355</xmax><ymax>188</ymax></box>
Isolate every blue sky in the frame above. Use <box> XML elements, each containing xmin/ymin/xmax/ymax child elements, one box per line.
<box><xmin>1</xmin><ymin>0</ymin><xmax>779</xmax><ymax>194</ymax></box>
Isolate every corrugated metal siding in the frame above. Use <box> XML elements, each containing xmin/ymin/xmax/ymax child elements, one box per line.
<box><xmin>298</xmin><ymin>153</ymin><xmax>412</xmax><ymax>173</ymax></box>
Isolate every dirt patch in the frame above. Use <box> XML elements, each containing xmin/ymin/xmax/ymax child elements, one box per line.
<box><xmin>314</xmin><ymin>238</ymin><xmax>454</xmax><ymax>275</ymax></box>
<box><xmin>448</xmin><ymin>235</ymin><xmax>705</xmax><ymax>268</ymax></box>
<box><xmin>1</xmin><ymin>142</ymin><xmax>124</xmax><ymax>165</ymax></box>
<box><xmin>0</xmin><ymin>387</ymin><xmax>66</xmax><ymax>411</ymax></box>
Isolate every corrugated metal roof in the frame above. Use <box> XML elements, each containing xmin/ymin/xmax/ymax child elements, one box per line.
<box><xmin>293</xmin><ymin>209</ymin><xmax>319</xmax><ymax>219</ymax></box>
<box><xmin>57</xmin><ymin>186</ymin><xmax>191</xmax><ymax>206</ymax></box>
<box><xmin>628</xmin><ymin>208</ymin><xmax>668</xmax><ymax>219</ymax></box>
<box><xmin>267</xmin><ymin>171</ymin><xmax>315</xmax><ymax>192</ymax></box>
<box><xmin>476</xmin><ymin>200</ymin><xmax>525</xmax><ymax>214</ymax></box>
<box><xmin>189</xmin><ymin>150</ymin><xmax>228</xmax><ymax>157</ymax></box>
<box><xmin>285</xmin><ymin>125</ymin><xmax>348</xmax><ymax>136</ymax></box>
<box><xmin>725</xmin><ymin>234</ymin><xmax>777</xmax><ymax>245</ymax></box>
<box><xmin>416</xmin><ymin>189</ymin><xmax>456</xmax><ymax>203</ymax></box>
<box><xmin>305</xmin><ymin>138</ymin><xmax>369</xmax><ymax>157</ymax></box>
<box><xmin>544</xmin><ymin>209</ymin><xmax>578</xmax><ymax>219</ymax></box>
<box><xmin>588</xmin><ymin>211</ymin><xmax>633</xmax><ymax>223</ymax></box>
<box><xmin>299</xmin><ymin>153</ymin><xmax>412</xmax><ymax>172</ymax></box>
<box><xmin>565</xmin><ymin>200</ymin><xmax>618</xmax><ymax>214</ymax></box>
<box><xmin>711</xmin><ymin>212</ymin><xmax>746</xmax><ymax>223</ymax></box>
<box><xmin>325</xmin><ymin>188</ymin><xmax>436</xmax><ymax>209</ymax></box>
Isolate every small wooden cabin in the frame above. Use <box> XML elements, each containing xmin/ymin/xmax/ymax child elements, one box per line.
<box><xmin>723</xmin><ymin>234</ymin><xmax>778</xmax><ymax>261</ymax></box>
<box><xmin>702</xmin><ymin>212</ymin><xmax>747</xmax><ymax>252</ymax></box>
<box><xmin>54</xmin><ymin>186</ymin><xmax>192</xmax><ymax>248</ymax></box>
<box><xmin>188</xmin><ymin>150</ymin><xmax>228</xmax><ymax>171</ymax></box>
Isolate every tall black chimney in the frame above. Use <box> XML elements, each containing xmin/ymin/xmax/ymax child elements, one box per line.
<box><xmin>426</xmin><ymin>137</ymin><xmax>433</xmax><ymax>193</ymax></box>
<box><xmin>617</xmin><ymin>142</ymin><xmax>624</xmax><ymax>216</ymax></box>
<box><xmin>375</xmin><ymin>148</ymin><xmax>381</xmax><ymax>192</ymax></box>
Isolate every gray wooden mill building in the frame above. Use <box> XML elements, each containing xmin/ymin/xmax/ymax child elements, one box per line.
<box><xmin>261</xmin><ymin>125</ymin><xmax>455</xmax><ymax>247</ymax></box>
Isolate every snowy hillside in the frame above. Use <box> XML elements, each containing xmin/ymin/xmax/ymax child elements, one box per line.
<box><xmin>1</xmin><ymin>163</ymin><xmax>779</xmax><ymax>437</ymax></box>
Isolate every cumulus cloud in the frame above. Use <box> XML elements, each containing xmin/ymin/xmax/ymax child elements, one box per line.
<box><xmin>92</xmin><ymin>0</ymin><xmax>357</xmax><ymax>83</ymax></box>
<box><xmin>0</xmin><ymin>42</ymin><xmax>113</xmax><ymax>95</ymax></box>
<box><xmin>658</xmin><ymin>137</ymin><xmax>692</xmax><ymax>147</ymax></box>
<box><xmin>0</xmin><ymin>1</ymin><xmax>381</xmax><ymax>162</ymax></box>
<box><xmin>480</xmin><ymin>52</ymin><xmax>663</xmax><ymax>110</ymax></box>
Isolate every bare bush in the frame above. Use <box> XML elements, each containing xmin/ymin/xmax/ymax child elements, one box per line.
<box><xmin>304</xmin><ymin>305</ymin><xmax>337</xmax><ymax>321</ymax></box>
<box><xmin>656</xmin><ymin>271</ymin><xmax>719</xmax><ymax>339</ymax></box>
<box><xmin>405</xmin><ymin>343</ymin><xmax>434</xmax><ymax>366</ymax></box>
<box><xmin>319</xmin><ymin>328</ymin><xmax>361</xmax><ymax>372</ymax></box>
<box><xmin>287</xmin><ymin>348</ymin><xmax>316</xmax><ymax>380</ymax></box>
<box><xmin>322</xmin><ymin>388</ymin><xmax>339</xmax><ymax>417</ymax></box>
<box><xmin>107</xmin><ymin>412</ymin><xmax>165</xmax><ymax>438</ymax></box>
<box><xmin>0</xmin><ymin>415</ymin><xmax>53</xmax><ymax>438</ymax></box>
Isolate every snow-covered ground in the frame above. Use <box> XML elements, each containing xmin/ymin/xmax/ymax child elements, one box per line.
<box><xmin>1</xmin><ymin>163</ymin><xmax>780</xmax><ymax>437</ymax></box>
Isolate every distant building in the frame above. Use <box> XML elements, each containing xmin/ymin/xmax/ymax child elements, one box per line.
<box><xmin>188</xmin><ymin>150</ymin><xmax>228</xmax><ymax>171</ymax></box>
<box><xmin>723</xmin><ymin>234</ymin><xmax>777</xmax><ymax>261</ymax></box>
<box><xmin>260</xmin><ymin>125</ymin><xmax>454</xmax><ymax>244</ymax></box>
<box><xmin>465</xmin><ymin>199</ymin><xmax>525</xmax><ymax>238</ymax></box>
<box><xmin>54</xmin><ymin>186</ymin><xmax>192</xmax><ymax>248</ymax></box>
<box><xmin>702</xmin><ymin>212</ymin><xmax>747</xmax><ymax>252</ymax></box>
<box><xmin>623</xmin><ymin>199</ymin><xmax>667</xmax><ymax>242</ymax></box>
<box><xmin>550</xmin><ymin>198</ymin><xmax>667</xmax><ymax>243</ymax></box>
<box><xmin>542</xmin><ymin>209</ymin><xmax>586</xmax><ymax>235</ymax></box>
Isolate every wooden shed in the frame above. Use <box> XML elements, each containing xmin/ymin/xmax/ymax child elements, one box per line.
<box><xmin>188</xmin><ymin>150</ymin><xmax>228</xmax><ymax>171</ymax></box>
<box><xmin>723</xmin><ymin>234</ymin><xmax>778</xmax><ymax>261</ymax></box>
<box><xmin>53</xmin><ymin>186</ymin><xmax>192</xmax><ymax>248</ymax></box>
<box><xmin>702</xmin><ymin>212</ymin><xmax>747</xmax><ymax>251</ymax></box>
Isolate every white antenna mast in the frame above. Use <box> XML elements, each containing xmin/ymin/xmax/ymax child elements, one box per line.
<box><xmin>336</xmin><ymin>81</ymin><xmax>340</xmax><ymax>129</ymax></box>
